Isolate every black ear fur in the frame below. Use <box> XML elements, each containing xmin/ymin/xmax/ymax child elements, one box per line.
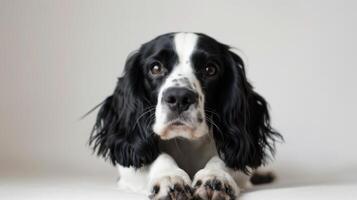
<box><xmin>213</xmin><ymin>51</ymin><xmax>282</xmax><ymax>173</ymax></box>
<box><xmin>89</xmin><ymin>53</ymin><xmax>160</xmax><ymax>168</ymax></box>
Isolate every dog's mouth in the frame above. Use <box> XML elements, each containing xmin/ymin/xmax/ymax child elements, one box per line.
<box><xmin>169</xmin><ymin>120</ymin><xmax>188</xmax><ymax>126</ymax></box>
<box><xmin>171</xmin><ymin>121</ymin><xmax>183</xmax><ymax>126</ymax></box>
<box><xmin>166</xmin><ymin>119</ymin><xmax>194</xmax><ymax>130</ymax></box>
<box><xmin>153</xmin><ymin>108</ymin><xmax>208</xmax><ymax>140</ymax></box>
<box><xmin>158</xmin><ymin>119</ymin><xmax>197</xmax><ymax>140</ymax></box>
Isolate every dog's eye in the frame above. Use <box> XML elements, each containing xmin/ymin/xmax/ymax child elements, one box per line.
<box><xmin>150</xmin><ymin>62</ymin><xmax>164</xmax><ymax>75</ymax></box>
<box><xmin>204</xmin><ymin>62</ymin><xmax>218</xmax><ymax>77</ymax></box>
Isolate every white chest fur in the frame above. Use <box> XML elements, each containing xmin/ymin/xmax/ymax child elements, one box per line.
<box><xmin>159</xmin><ymin>134</ymin><xmax>217</xmax><ymax>178</ymax></box>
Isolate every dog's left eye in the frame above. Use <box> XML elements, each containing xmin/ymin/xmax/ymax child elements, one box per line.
<box><xmin>150</xmin><ymin>62</ymin><xmax>164</xmax><ymax>76</ymax></box>
<box><xmin>204</xmin><ymin>62</ymin><xmax>218</xmax><ymax>77</ymax></box>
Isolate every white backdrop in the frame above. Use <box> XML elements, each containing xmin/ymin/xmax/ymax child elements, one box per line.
<box><xmin>1</xmin><ymin>0</ymin><xmax>357</xmax><ymax>196</ymax></box>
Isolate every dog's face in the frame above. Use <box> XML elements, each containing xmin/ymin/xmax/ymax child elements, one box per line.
<box><xmin>139</xmin><ymin>33</ymin><xmax>224</xmax><ymax>140</ymax></box>
<box><xmin>90</xmin><ymin>32</ymin><xmax>281</xmax><ymax>171</ymax></box>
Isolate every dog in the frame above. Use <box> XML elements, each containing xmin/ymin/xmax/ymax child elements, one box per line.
<box><xmin>89</xmin><ymin>32</ymin><xmax>282</xmax><ymax>200</ymax></box>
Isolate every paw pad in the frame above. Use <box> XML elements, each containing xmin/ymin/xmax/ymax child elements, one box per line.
<box><xmin>149</xmin><ymin>182</ymin><xmax>192</xmax><ymax>200</ymax></box>
<box><xmin>193</xmin><ymin>178</ymin><xmax>236</xmax><ymax>200</ymax></box>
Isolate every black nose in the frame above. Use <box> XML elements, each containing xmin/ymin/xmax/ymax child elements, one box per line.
<box><xmin>163</xmin><ymin>87</ymin><xmax>198</xmax><ymax>113</ymax></box>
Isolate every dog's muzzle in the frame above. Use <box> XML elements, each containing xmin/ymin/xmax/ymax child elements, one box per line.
<box><xmin>153</xmin><ymin>85</ymin><xmax>207</xmax><ymax>140</ymax></box>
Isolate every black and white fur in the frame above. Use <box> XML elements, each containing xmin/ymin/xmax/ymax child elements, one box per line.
<box><xmin>90</xmin><ymin>32</ymin><xmax>281</xmax><ymax>200</ymax></box>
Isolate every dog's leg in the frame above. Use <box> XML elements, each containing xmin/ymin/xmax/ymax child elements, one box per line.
<box><xmin>117</xmin><ymin>153</ymin><xmax>192</xmax><ymax>200</ymax></box>
<box><xmin>192</xmin><ymin>156</ymin><xmax>240</xmax><ymax>200</ymax></box>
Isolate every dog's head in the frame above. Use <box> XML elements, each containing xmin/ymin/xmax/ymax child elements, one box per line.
<box><xmin>90</xmin><ymin>32</ymin><xmax>281</xmax><ymax>172</ymax></box>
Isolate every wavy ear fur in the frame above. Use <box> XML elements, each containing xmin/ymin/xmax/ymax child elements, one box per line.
<box><xmin>89</xmin><ymin>53</ymin><xmax>159</xmax><ymax>168</ymax></box>
<box><xmin>213</xmin><ymin>51</ymin><xmax>282</xmax><ymax>173</ymax></box>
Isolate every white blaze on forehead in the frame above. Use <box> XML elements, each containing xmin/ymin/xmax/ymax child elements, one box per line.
<box><xmin>174</xmin><ymin>33</ymin><xmax>198</xmax><ymax>65</ymax></box>
<box><xmin>161</xmin><ymin>32</ymin><xmax>199</xmax><ymax>89</ymax></box>
<box><xmin>158</xmin><ymin>33</ymin><xmax>199</xmax><ymax>92</ymax></box>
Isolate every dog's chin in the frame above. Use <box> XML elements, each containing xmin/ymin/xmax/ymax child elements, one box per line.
<box><xmin>154</xmin><ymin>121</ymin><xmax>205</xmax><ymax>140</ymax></box>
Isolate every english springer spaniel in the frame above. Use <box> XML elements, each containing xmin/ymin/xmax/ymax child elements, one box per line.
<box><xmin>89</xmin><ymin>32</ymin><xmax>281</xmax><ymax>200</ymax></box>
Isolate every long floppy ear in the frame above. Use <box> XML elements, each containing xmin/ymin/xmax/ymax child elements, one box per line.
<box><xmin>213</xmin><ymin>50</ymin><xmax>282</xmax><ymax>173</ymax></box>
<box><xmin>89</xmin><ymin>52</ymin><xmax>160</xmax><ymax>168</ymax></box>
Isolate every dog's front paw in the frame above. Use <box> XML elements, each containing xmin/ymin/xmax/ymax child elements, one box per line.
<box><xmin>192</xmin><ymin>169</ymin><xmax>239</xmax><ymax>200</ymax></box>
<box><xmin>149</xmin><ymin>172</ymin><xmax>193</xmax><ymax>200</ymax></box>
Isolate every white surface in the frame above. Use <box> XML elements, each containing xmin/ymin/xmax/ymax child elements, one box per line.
<box><xmin>1</xmin><ymin>172</ymin><xmax>356</xmax><ymax>200</ymax></box>
<box><xmin>1</xmin><ymin>0</ymin><xmax>357</xmax><ymax>199</ymax></box>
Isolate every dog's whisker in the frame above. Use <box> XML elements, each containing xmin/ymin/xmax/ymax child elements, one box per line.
<box><xmin>142</xmin><ymin>106</ymin><xmax>156</xmax><ymax>112</ymax></box>
<box><xmin>133</xmin><ymin>108</ymin><xmax>156</xmax><ymax>129</ymax></box>
<box><xmin>146</xmin><ymin>114</ymin><xmax>156</xmax><ymax>135</ymax></box>
<box><xmin>205</xmin><ymin>115</ymin><xmax>224</xmax><ymax>142</ymax></box>
<box><xmin>204</xmin><ymin>109</ymin><xmax>221</xmax><ymax>120</ymax></box>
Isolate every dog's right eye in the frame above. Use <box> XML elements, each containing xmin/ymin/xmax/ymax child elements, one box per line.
<box><xmin>150</xmin><ymin>62</ymin><xmax>165</xmax><ymax>76</ymax></box>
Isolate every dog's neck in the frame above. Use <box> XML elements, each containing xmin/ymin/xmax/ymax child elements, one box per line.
<box><xmin>158</xmin><ymin>133</ymin><xmax>217</xmax><ymax>178</ymax></box>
